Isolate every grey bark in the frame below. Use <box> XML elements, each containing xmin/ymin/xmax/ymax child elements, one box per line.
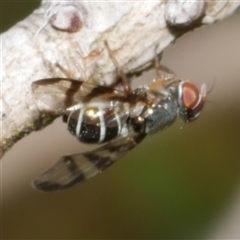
<box><xmin>1</xmin><ymin>0</ymin><xmax>239</xmax><ymax>157</ymax></box>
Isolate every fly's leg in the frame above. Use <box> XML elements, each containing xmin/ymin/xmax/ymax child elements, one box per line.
<box><xmin>55</xmin><ymin>62</ymin><xmax>75</xmax><ymax>79</ymax></box>
<box><xmin>104</xmin><ymin>41</ymin><xmax>131</xmax><ymax>94</ymax></box>
<box><xmin>154</xmin><ymin>56</ymin><xmax>176</xmax><ymax>81</ymax></box>
<box><xmin>149</xmin><ymin>56</ymin><xmax>178</xmax><ymax>90</ymax></box>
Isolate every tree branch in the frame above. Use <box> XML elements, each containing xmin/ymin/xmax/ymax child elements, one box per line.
<box><xmin>1</xmin><ymin>1</ymin><xmax>239</xmax><ymax>157</ymax></box>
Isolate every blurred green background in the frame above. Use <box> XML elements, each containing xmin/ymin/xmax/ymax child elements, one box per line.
<box><xmin>2</xmin><ymin>2</ymin><xmax>240</xmax><ymax>239</ymax></box>
<box><xmin>1</xmin><ymin>1</ymin><xmax>40</xmax><ymax>33</ymax></box>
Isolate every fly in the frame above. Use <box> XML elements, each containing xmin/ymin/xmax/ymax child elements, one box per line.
<box><xmin>31</xmin><ymin>41</ymin><xmax>206</xmax><ymax>191</ymax></box>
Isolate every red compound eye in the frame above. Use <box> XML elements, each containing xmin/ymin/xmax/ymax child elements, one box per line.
<box><xmin>182</xmin><ymin>81</ymin><xmax>200</xmax><ymax>109</ymax></box>
<box><xmin>180</xmin><ymin>81</ymin><xmax>205</xmax><ymax>122</ymax></box>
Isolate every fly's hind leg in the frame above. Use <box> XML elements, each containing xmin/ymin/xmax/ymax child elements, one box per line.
<box><xmin>104</xmin><ymin>41</ymin><xmax>131</xmax><ymax>94</ymax></box>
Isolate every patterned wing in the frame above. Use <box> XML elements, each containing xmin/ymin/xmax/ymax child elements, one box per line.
<box><xmin>33</xmin><ymin>133</ymin><xmax>146</xmax><ymax>192</ymax></box>
<box><xmin>32</xmin><ymin>78</ymin><xmax>128</xmax><ymax>112</ymax></box>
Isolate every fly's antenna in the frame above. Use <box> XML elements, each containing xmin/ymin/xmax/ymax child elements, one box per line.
<box><xmin>207</xmin><ymin>76</ymin><xmax>215</xmax><ymax>95</ymax></box>
<box><xmin>200</xmin><ymin>76</ymin><xmax>215</xmax><ymax>103</ymax></box>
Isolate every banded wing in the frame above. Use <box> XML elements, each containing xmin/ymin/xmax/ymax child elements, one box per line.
<box><xmin>32</xmin><ymin>78</ymin><xmax>128</xmax><ymax>113</ymax></box>
<box><xmin>33</xmin><ymin>133</ymin><xmax>146</xmax><ymax>191</ymax></box>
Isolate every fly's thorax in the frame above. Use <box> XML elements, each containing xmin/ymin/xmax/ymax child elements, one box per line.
<box><xmin>129</xmin><ymin>88</ymin><xmax>178</xmax><ymax>134</ymax></box>
<box><xmin>144</xmin><ymin>96</ymin><xmax>178</xmax><ymax>134</ymax></box>
<box><xmin>129</xmin><ymin>96</ymin><xmax>178</xmax><ymax>135</ymax></box>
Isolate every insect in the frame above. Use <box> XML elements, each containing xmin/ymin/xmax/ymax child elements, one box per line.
<box><xmin>32</xmin><ymin>42</ymin><xmax>206</xmax><ymax>192</ymax></box>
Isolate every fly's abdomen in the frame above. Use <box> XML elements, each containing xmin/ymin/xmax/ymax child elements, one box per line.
<box><xmin>64</xmin><ymin>106</ymin><xmax>124</xmax><ymax>143</ymax></box>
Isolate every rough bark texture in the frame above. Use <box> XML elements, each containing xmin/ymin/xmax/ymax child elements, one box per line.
<box><xmin>1</xmin><ymin>0</ymin><xmax>240</xmax><ymax>157</ymax></box>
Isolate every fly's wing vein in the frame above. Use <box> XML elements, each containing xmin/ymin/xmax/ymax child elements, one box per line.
<box><xmin>33</xmin><ymin>132</ymin><xmax>146</xmax><ymax>192</ymax></box>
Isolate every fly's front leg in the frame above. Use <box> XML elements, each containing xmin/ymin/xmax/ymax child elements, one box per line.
<box><xmin>149</xmin><ymin>56</ymin><xmax>177</xmax><ymax>90</ymax></box>
<box><xmin>154</xmin><ymin>55</ymin><xmax>176</xmax><ymax>81</ymax></box>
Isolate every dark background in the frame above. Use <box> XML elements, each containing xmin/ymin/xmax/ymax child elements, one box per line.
<box><xmin>2</xmin><ymin>2</ymin><xmax>240</xmax><ymax>239</ymax></box>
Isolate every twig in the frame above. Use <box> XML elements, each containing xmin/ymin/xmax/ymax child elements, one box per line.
<box><xmin>1</xmin><ymin>0</ymin><xmax>239</xmax><ymax>157</ymax></box>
